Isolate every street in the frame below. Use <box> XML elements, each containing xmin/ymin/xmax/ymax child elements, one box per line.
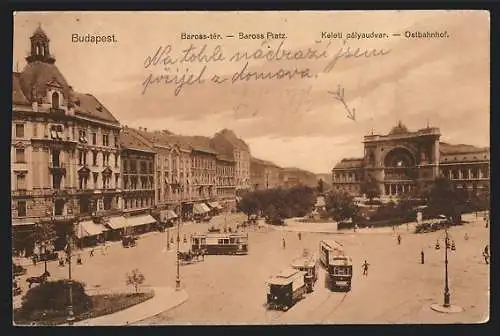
<box><xmin>14</xmin><ymin>213</ymin><xmax>489</xmax><ymax>324</ymax></box>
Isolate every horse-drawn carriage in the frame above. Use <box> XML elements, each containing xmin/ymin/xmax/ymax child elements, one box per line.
<box><xmin>26</xmin><ymin>271</ymin><xmax>51</xmax><ymax>288</ymax></box>
<box><xmin>122</xmin><ymin>235</ymin><xmax>137</xmax><ymax>248</ymax></box>
<box><xmin>177</xmin><ymin>248</ymin><xmax>205</xmax><ymax>264</ymax></box>
<box><xmin>13</xmin><ymin>263</ymin><xmax>27</xmax><ymax>277</ymax></box>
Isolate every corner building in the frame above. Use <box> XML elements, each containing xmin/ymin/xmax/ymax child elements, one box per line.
<box><xmin>12</xmin><ymin>27</ymin><xmax>122</xmax><ymax>252</ymax></box>
<box><xmin>331</xmin><ymin>122</ymin><xmax>490</xmax><ymax>198</ymax></box>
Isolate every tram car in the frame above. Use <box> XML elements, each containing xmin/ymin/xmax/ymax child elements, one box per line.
<box><xmin>319</xmin><ymin>240</ymin><xmax>353</xmax><ymax>291</ymax></box>
<box><xmin>290</xmin><ymin>253</ymin><xmax>318</xmax><ymax>293</ymax></box>
<box><xmin>266</xmin><ymin>268</ymin><xmax>307</xmax><ymax>311</ymax></box>
<box><xmin>191</xmin><ymin>232</ymin><xmax>249</xmax><ymax>255</ymax></box>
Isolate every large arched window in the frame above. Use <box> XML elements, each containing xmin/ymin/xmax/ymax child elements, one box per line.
<box><xmin>51</xmin><ymin>92</ymin><xmax>60</xmax><ymax>109</ymax></box>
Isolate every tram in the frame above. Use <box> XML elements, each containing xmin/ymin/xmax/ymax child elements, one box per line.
<box><xmin>290</xmin><ymin>252</ymin><xmax>318</xmax><ymax>293</ymax></box>
<box><xmin>319</xmin><ymin>240</ymin><xmax>353</xmax><ymax>291</ymax></box>
<box><xmin>266</xmin><ymin>268</ymin><xmax>307</xmax><ymax>311</ymax></box>
<box><xmin>191</xmin><ymin>232</ymin><xmax>248</xmax><ymax>255</ymax></box>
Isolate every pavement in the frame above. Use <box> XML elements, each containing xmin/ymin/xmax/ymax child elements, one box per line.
<box><xmin>12</xmin><ymin>212</ymin><xmax>489</xmax><ymax>324</ymax></box>
<box><xmin>71</xmin><ymin>287</ymin><xmax>188</xmax><ymax>326</ymax></box>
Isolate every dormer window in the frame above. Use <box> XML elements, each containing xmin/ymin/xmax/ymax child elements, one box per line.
<box><xmin>51</xmin><ymin>92</ymin><xmax>60</xmax><ymax>109</ymax></box>
<box><xmin>50</xmin><ymin>125</ymin><xmax>64</xmax><ymax>140</ymax></box>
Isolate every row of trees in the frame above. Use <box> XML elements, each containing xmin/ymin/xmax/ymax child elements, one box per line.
<box><xmin>237</xmin><ymin>186</ymin><xmax>316</xmax><ymax>221</ymax></box>
<box><xmin>324</xmin><ymin>177</ymin><xmax>489</xmax><ymax>226</ymax></box>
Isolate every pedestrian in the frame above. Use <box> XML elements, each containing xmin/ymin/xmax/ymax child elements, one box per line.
<box><xmin>421</xmin><ymin>250</ymin><xmax>425</xmax><ymax>264</ymax></box>
<box><xmin>59</xmin><ymin>257</ymin><xmax>65</xmax><ymax>267</ymax></box>
<box><xmin>485</xmin><ymin>217</ymin><xmax>489</xmax><ymax>228</ymax></box>
<box><xmin>397</xmin><ymin>234</ymin><xmax>402</xmax><ymax>245</ymax></box>
<box><xmin>298</xmin><ymin>232</ymin><xmax>302</xmax><ymax>241</ymax></box>
<box><xmin>90</xmin><ymin>248</ymin><xmax>94</xmax><ymax>257</ymax></box>
<box><xmin>77</xmin><ymin>254</ymin><xmax>83</xmax><ymax>265</ymax></box>
<box><xmin>483</xmin><ymin>245</ymin><xmax>489</xmax><ymax>264</ymax></box>
<box><xmin>32</xmin><ymin>254</ymin><xmax>37</xmax><ymax>266</ymax></box>
<box><xmin>464</xmin><ymin>233</ymin><xmax>469</xmax><ymax>241</ymax></box>
<box><xmin>282</xmin><ymin>238</ymin><xmax>286</xmax><ymax>249</ymax></box>
<box><xmin>362</xmin><ymin>260</ymin><xmax>370</xmax><ymax>276</ymax></box>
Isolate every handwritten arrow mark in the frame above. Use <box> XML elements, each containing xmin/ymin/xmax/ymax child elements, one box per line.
<box><xmin>328</xmin><ymin>85</ymin><xmax>356</xmax><ymax>121</ymax></box>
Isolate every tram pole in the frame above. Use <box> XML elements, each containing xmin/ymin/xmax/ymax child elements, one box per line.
<box><xmin>175</xmin><ymin>190</ymin><xmax>181</xmax><ymax>291</ymax></box>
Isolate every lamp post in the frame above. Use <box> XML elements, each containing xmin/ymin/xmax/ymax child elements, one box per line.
<box><xmin>174</xmin><ymin>183</ymin><xmax>181</xmax><ymax>291</ymax></box>
<box><xmin>66</xmin><ymin>232</ymin><xmax>75</xmax><ymax>325</ymax></box>
<box><xmin>431</xmin><ymin>223</ymin><xmax>461</xmax><ymax>313</ymax></box>
<box><xmin>443</xmin><ymin>228</ymin><xmax>451</xmax><ymax>307</ymax></box>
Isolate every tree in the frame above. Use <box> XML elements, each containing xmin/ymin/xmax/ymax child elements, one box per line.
<box><xmin>427</xmin><ymin>177</ymin><xmax>464</xmax><ymax>224</ymax></box>
<box><xmin>360</xmin><ymin>174</ymin><xmax>380</xmax><ymax>202</ymax></box>
<box><xmin>20</xmin><ymin>280</ymin><xmax>91</xmax><ymax>317</ymax></box>
<box><xmin>325</xmin><ymin>191</ymin><xmax>360</xmax><ymax>223</ymax></box>
<box><xmin>32</xmin><ymin>223</ymin><xmax>57</xmax><ymax>272</ymax></box>
<box><xmin>125</xmin><ymin>269</ymin><xmax>145</xmax><ymax>293</ymax></box>
<box><xmin>237</xmin><ymin>193</ymin><xmax>260</xmax><ymax>219</ymax></box>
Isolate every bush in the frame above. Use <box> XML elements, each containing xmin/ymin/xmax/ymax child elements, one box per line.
<box><xmin>20</xmin><ymin>280</ymin><xmax>92</xmax><ymax>318</ymax></box>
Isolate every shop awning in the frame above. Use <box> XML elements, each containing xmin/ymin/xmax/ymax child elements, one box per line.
<box><xmin>126</xmin><ymin>214</ymin><xmax>157</xmax><ymax>227</ymax></box>
<box><xmin>76</xmin><ymin>221</ymin><xmax>107</xmax><ymax>239</ymax></box>
<box><xmin>193</xmin><ymin>203</ymin><xmax>209</xmax><ymax>215</ymax></box>
<box><xmin>201</xmin><ymin>203</ymin><xmax>211</xmax><ymax>213</ymax></box>
<box><xmin>12</xmin><ymin>221</ymin><xmax>36</xmax><ymax>227</ymax></box>
<box><xmin>207</xmin><ymin>201</ymin><xmax>223</xmax><ymax>210</ymax></box>
<box><xmin>160</xmin><ymin>210</ymin><xmax>178</xmax><ymax>222</ymax></box>
<box><xmin>107</xmin><ymin>216</ymin><xmax>128</xmax><ymax>230</ymax></box>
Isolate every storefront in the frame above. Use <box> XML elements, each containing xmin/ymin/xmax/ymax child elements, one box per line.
<box><xmin>207</xmin><ymin>201</ymin><xmax>223</xmax><ymax>215</ymax></box>
<box><xmin>75</xmin><ymin>220</ymin><xmax>108</xmax><ymax>247</ymax></box>
<box><xmin>193</xmin><ymin>203</ymin><xmax>210</xmax><ymax>220</ymax></box>
<box><xmin>159</xmin><ymin>210</ymin><xmax>178</xmax><ymax>228</ymax></box>
<box><xmin>106</xmin><ymin>216</ymin><xmax>128</xmax><ymax>240</ymax></box>
<box><xmin>12</xmin><ymin>222</ymin><xmax>36</xmax><ymax>257</ymax></box>
<box><xmin>125</xmin><ymin>214</ymin><xmax>157</xmax><ymax>235</ymax></box>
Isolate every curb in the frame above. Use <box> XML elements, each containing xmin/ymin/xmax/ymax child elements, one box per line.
<box><xmin>132</xmin><ymin>290</ymin><xmax>189</xmax><ymax>325</ymax></box>
<box><xmin>70</xmin><ymin>287</ymin><xmax>188</xmax><ymax>326</ymax></box>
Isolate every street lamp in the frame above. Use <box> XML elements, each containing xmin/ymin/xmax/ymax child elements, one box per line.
<box><xmin>431</xmin><ymin>223</ymin><xmax>462</xmax><ymax>313</ymax></box>
<box><xmin>173</xmin><ymin>183</ymin><xmax>182</xmax><ymax>291</ymax></box>
<box><xmin>66</xmin><ymin>232</ymin><xmax>75</xmax><ymax>325</ymax></box>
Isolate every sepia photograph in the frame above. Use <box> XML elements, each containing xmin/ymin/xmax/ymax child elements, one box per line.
<box><xmin>11</xmin><ymin>10</ymin><xmax>490</xmax><ymax>325</ymax></box>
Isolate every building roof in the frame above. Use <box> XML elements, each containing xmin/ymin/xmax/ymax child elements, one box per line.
<box><xmin>71</xmin><ymin>92</ymin><xmax>120</xmax><ymax>124</ymax></box>
<box><xmin>119</xmin><ymin>130</ymin><xmax>154</xmax><ymax>152</ymax></box>
<box><xmin>19</xmin><ymin>61</ymin><xmax>72</xmax><ymax>101</ymax></box>
<box><xmin>439</xmin><ymin>142</ymin><xmax>489</xmax><ymax>163</ymax></box>
<box><xmin>333</xmin><ymin>158</ymin><xmax>364</xmax><ymax>169</ymax></box>
<box><xmin>251</xmin><ymin>157</ymin><xmax>281</xmax><ymax>168</ymax></box>
<box><xmin>12</xmin><ymin>73</ymin><xmax>30</xmax><ymax>105</ymax></box>
<box><xmin>214</xmin><ymin>129</ymin><xmax>250</xmax><ymax>150</ymax></box>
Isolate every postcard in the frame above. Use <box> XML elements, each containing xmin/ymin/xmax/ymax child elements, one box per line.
<box><xmin>11</xmin><ymin>10</ymin><xmax>490</xmax><ymax>325</ymax></box>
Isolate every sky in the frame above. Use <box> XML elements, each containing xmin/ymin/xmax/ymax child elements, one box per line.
<box><xmin>12</xmin><ymin>11</ymin><xmax>490</xmax><ymax>174</ymax></box>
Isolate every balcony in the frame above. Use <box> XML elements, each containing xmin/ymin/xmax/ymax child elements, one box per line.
<box><xmin>49</xmin><ymin>107</ymin><xmax>66</xmax><ymax>116</ymax></box>
<box><xmin>11</xmin><ymin>189</ymin><xmax>33</xmax><ymax>198</ymax></box>
<box><xmin>49</xmin><ymin>162</ymin><xmax>66</xmax><ymax>175</ymax></box>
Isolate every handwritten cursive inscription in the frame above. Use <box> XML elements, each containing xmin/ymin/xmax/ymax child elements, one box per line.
<box><xmin>229</xmin><ymin>40</ymin><xmax>330</xmax><ymax>63</ymax></box>
<box><xmin>141</xmin><ymin>40</ymin><xmax>392</xmax><ymax>96</ymax></box>
<box><xmin>142</xmin><ymin>66</ymin><xmax>207</xmax><ymax>96</ymax></box>
<box><xmin>232</xmin><ymin>62</ymin><xmax>313</xmax><ymax>83</ymax></box>
<box><xmin>323</xmin><ymin>40</ymin><xmax>391</xmax><ymax>73</ymax></box>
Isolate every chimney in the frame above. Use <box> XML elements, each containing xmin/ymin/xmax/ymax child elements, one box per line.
<box><xmin>144</xmin><ymin>128</ymin><xmax>147</xmax><ymax>132</ymax></box>
<box><xmin>138</xmin><ymin>127</ymin><xmax>142</xmax><ymax>131</ymax></box>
